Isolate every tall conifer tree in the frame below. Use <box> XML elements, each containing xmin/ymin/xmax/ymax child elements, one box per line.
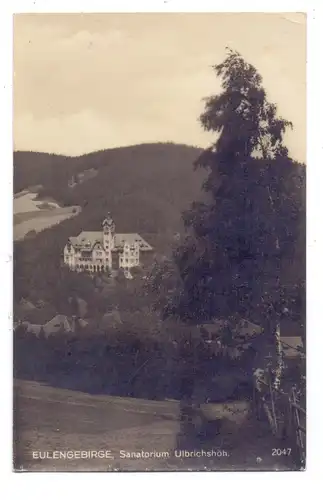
<box><xmin>171</xmin><ymin>50</ymin><xmax>305</xmax><ymax>339</ymax></box>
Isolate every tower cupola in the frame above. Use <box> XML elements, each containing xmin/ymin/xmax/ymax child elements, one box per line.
<box><xmin>102</xmin><ymin>213</ymin><xmax>115</xmax><ymax>235</ymax></box>
<box><xmin>102</xmin><ymin>213</ymin><xmax>115</xmax><ymax>255</ymax></box>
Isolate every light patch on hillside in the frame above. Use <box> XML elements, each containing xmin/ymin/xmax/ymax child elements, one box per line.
<box><xmin>14</xmin><ymin>189</ymin><xmax>81</xmax><ymax>241</ymax></box>
<box><xmin>14</xmin><ymin>191</ymin><xmax>60</xmax><ymax>215</ymax></box>
<box><xmin>14</xmin><ymin>208</ymin><xmax>81</xmax><ymax>241</ymax></box>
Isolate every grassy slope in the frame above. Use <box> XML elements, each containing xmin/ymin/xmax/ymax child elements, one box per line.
<box><xmin>14</xmin><ymin>380</ymin><xmax>296</xmax><ymax>472</ymax></box>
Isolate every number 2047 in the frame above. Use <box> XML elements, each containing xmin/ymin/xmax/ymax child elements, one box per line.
<box><xmin>272</xmin><ymin>448</ymin><xmax>292</xmax><ymax>456</ymax></box>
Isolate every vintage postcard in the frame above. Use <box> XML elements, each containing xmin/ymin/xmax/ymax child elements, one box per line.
<box><xmin>13</xmin><ymin>12</ymin><xmax>306</xmax><ymax>472</ymax></box>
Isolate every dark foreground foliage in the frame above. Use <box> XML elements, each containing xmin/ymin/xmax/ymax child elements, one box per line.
<box><xmin>14</xmin><ymin>324</ymin><xmax>257</xmax><ymax>403</ymax></box>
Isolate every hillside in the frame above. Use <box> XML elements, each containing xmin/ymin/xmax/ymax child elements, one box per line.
<box><xmin>14</xmin><ymin>143</ymin><xmax>206</xmax><ymax>303</ymax></box>
<box><xmin>13</xmin><ymin>142</ymin><xmax>304</xmax><ymax>315</ymax></box>
<box><xmin>15</xmin><ymin>142</ymin><xmax>203</xmax><ymax>212</ymax></box>
<box><xmin>14</xmin><ymin>143</ymin><xmax>206</xmax><ymax>242</ymax></box>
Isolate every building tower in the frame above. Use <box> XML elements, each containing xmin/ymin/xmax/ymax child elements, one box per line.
<box><xmin>102</xmin><ymin>213</ymin><xmax>115</xmax><ymax>269</ymax></box>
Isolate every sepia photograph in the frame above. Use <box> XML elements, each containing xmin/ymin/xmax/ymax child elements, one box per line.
<box><xmin>13</xmin><ymin>12</ymin><xmax>306</xmax><ymax>472</ymax></box>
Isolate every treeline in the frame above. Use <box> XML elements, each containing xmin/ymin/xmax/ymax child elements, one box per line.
<box><xmin>14</xmin><ymin>324</ymin><xmax>257</xmax><ymax>401</ymax></box>
<box><xmin>14</xmin><ymin>143</ymin><xmax>204</xmax><ymax>226</ymax></box>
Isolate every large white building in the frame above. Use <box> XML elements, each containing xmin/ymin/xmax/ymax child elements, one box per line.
<box><xmin>63</xmin><ymin>214</ymin><xmax>152</xmax><ymax>273</ymax></box>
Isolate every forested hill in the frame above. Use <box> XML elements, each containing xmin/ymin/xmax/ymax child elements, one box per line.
<box><xmin>14</xmin><ymin>143</ymin><xmax>205</xmax><ymax>236</ymax></box>
<box><xmin>13</xmin><ymin>142</ymin><xmax>305</xmax><ymax>311</ymax></box>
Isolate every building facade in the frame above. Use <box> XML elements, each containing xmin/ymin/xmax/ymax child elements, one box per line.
<box><xmin>63</xmin><ymin>214</ymin><xmax>152</xmax><ymax>273</ymax></box>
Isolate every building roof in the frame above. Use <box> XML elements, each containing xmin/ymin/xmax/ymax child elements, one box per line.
<box><xmin>26</xmin><ymin>323</ymin><xmax>42</xmax><ymax>336</ymax></box>
<box><xmin>78</xmin><ymin>318</ymin><xmax>89</xmax><ymax>328</ymax></box>
<box><xmin>43</xmin><ymin>315</ymin><xmax>72</xmax><ymax>334</ymax></box>
<box><xmin>19</xmin><ymin>298</ymin><xmax>36</xmax><ymax>310</ymax></box>
<box><xmin>15</xmin><ymin>304</ymin><xmax>56</xmax><ymax>324</ymax></box>
<box><xmin>280</xmin><ymin>318</ymin><xmax>304</xmax><ymax>338</ymax></box>
<box><xmin>200</xmin><ymin>319</ymin><xmax>224</xmax><ymax>338</ymax></box>
<box><xmin>69</xmin><ymin>231</ymin><xmax>152</xmax><ymax>251</ymax></box>
<box><xmin>115</xmin><ymin>233</ymin><xmax>152</xmax><ymax>250</ymax></box>
<box><xmin>69</xmin><ymin>232</ymin><xmax>102</xmax><ymax>248</ymax></box>
<box><xmin>280</xmin><ymin>336</ymin><xmax>304</xmax><ymax>358</ymax></box>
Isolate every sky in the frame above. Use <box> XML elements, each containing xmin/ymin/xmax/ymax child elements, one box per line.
<box><xmin>13</xmin><ymin>13</ymin><xmax>306</xmax><ymax>161</ymax></box>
